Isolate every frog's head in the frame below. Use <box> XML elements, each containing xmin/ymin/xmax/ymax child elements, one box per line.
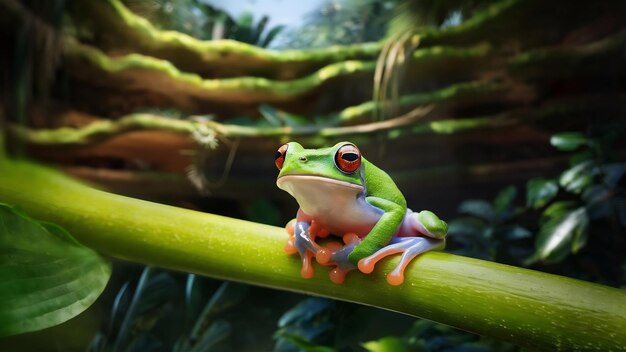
<box><xmin>275</xmin><ymin>141</ymin><xmax>365</xmax><ymax>198</ymax></box>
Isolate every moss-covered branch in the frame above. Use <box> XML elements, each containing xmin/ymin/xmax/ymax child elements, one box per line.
<box><xmin>16</xmin><ymin>91</ymin><xmax>626</xmax><ymax>147</ymax></box>
<box><xmin>11</xmin><ymin>110</ymin><xmax>503</xmax><ymax>145</ymax></box>
<box><xmin>509</xmin><ymin>31</ymin><xmax>626</xmax><ymax>79</ymax></box>
<box><xmin>0</xmin><ymin>158</ymin><xmax>624</xmax><ymax>350</ymax></box>
<box><xmin>64</xmin><ymin>39</ymin><xmax>490</xmax><ymax>114</ymax></box>
<box><xmin>67</xmin><ymin>0</ymin><xmax>524</xmax><ymax>79</ymax></box>
<box><xmin>68</xmin><ymin>0</ymin><xmax>382</xmax><ymax>79</ymax></box>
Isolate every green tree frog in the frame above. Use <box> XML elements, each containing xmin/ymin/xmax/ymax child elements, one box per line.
<box><xmin>275</xmin><ymin>141</ymin><xmax>448</xmax><ymax>285</ymax></box>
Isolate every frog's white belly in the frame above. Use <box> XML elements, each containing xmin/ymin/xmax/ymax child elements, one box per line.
<box><xmin>277</xmin><ymin>175</ymin><xmax>382</xmax><ymax>236</ymax></box>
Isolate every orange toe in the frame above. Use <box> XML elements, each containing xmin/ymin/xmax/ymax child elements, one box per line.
<box><xmin>386</xmin><ymin>272</ymin><xmax>404</xmax><ymax>286</ymax></box>
<box><xmin>285</xmin><ymin>219</ymin><xmax>296</xmax><ymax>236</ymax></box>
<box><xmin>284</xmin><ymin>238</ymin><xmax>297</xmax><ymax>255</ymax></box>
<box><xmin>343</xmin><ymin>232</ymin><xmax>360</xmax><ymax>245</ymax></box>
<box><xmin>316</xmin><ymin>248</ymin><xmax>332</xmax><ymax>265</ymax></box>
<box><xmin>358</xmin><ymin>258</ymin><xmax>375</xmax><ymax>274</ymax></box>
<box><xmin>329</xmin><ymin>268</ymin><xmax>347</xmax><ymax>284</ymax></box>
<box><xmin>300</xmin><ymin>252</ymin><xmax>315</xmax><ymax>279</ymax></box>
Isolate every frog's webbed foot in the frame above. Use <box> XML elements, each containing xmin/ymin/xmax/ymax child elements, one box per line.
<box><xmin>409</xmin><ymin>210</ymin><xmax>448</xmax><ymax>239</ymax></box>
<box><xmin>284</xmin><ymin>219</ymin><xmax>330</xmax><ymax>279</ymax></box>
<box><xmin>316</xmin><ymin>233</ymin><xmax>360</xmax><ymax>284</ymax></box>
<box><xmin>358</xmin><ymin>237</ymin><xmax>445</xmax><ymax>286</ymax></box>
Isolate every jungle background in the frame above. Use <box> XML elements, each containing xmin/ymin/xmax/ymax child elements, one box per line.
<box><xmin>1</xmin><ymin>0</ymin><xmax>625</xmax><ymax>350</ymax></box>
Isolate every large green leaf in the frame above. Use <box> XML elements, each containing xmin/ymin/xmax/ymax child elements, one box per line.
<box><xmin>559</xmin><ymin>161</ymin><xmax>597</xmax><ymax>194</ymax></box>
<box><xmin>550</xmin><ymin>132</ymin><xmax>587</xmax><ymax>151</ymax></box>
<box><xmin>528</xmin><ymin>205</ymin><xmax>589</xmax><ymax>264</ymax></box>
<box><xmin>526</xmin><ymin>178</ymin><xmax>558</xmax><ymax>209</ymax></box>
<box><xmin>0</xmin><ymin>203</ymin><xmax>111</xmax><ymax>337</ymax></box>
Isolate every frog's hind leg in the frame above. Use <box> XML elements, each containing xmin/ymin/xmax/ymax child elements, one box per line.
<box><xmin>358</xmin><ymin>237</ymin><xmax>444</xmax><ymax>286</ymax></box>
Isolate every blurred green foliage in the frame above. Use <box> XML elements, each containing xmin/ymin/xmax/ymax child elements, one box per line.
<box><xmin>448</xmin><ymin>130</ymin><xmax>626</xmax><ymax>286</ymax></box>
<box><xmin>87</xmin><ymin>267</ymin><xmax>249</xmax><ymax>352</ymax></box>
<box><xmin>123</xmin><ymin>0</ymin><xmax>284</xmax><ymax>47</ymax></box>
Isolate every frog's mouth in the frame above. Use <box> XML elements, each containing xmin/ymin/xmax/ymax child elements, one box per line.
<box><xmin>277</xmin><ymin>175</ymin><xmax>363</xmax><ymax>192</ymax></box>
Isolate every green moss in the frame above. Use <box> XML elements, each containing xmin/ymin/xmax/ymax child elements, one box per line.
<box><xmin>509</xmin><ymin>31</ymin><xmax>626</xmax><ymax>77</ymax></box>
<box><xmin>337</xmin><ymin>80</ymin><xmax>498</xmax><ymax>123</ymax></box>
<box><xmin>69</xmin><ymin>0</ymin><xmax>382</xmax><ymax>79</ymax></box>
<box><xmin>66</xmin><ymin>39</ymin><xmax>376</xmax><ymax>99</ymax></box>
<box><xmin>66</xmin><ymin>40</ymin><xmax>490</xmax><ymax>105</ymax></box>
<box><xmin>418</xmin><ymin>0</ymin><xmax>522</xmax><ymax>45</ymax></box>
<box><xmin>69</xmin><ymin>0</ymin><xmax>509</xmax><ymax>79</ymax></box>
<box><xmin>14</xmin><ymin>81</ymin><xmax>503</xmax><ymax>145</ymax></box>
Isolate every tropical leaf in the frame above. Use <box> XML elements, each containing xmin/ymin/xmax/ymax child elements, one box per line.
<box><xmin>526</xmin><ymin>178</ymin><xmax>558</xmax><ymax>209</ymax></box>
<box><xmin>125</xmin><ymin>333</ymin><xmax>163</xmax><ymax>352</ymax></box>
<box><xmin>0</xmin><ymin>203</ymin><xmax>111</xmax><ymax>337</ymax></box>
<box><xmin>278</xmin><ymin>333</ymin><xmax>335</xmax><ymax>352</ymax></box>
<box><xmin>189</xmin><ymin>319</ymin><xmax>231</xmax><ymax>352</ymax></box>
<box><xmin>550</xmin><ymin>132</ymin><xmax>587</xmax><ymax>151</ymax></box>
<box><xmin>540</xmin><ymin>201</ymin><xmax>580</xmax><ymax>222</ymax></box>
<box><xmin>233</xmin><ymin>10</ymin><xmax>254</xmax><ymax>42</ymax></box>
<box><xmin>251</xmin><ymin>15</ymin><xmax>269</xmax><ymax>44</ymax></box>
<box><xmin>528</xmin><ymin>206</ymin><xmax>589</xmax><ymax>264</ymax></box>
<box><xmin>108</xmin><ymin>281</ymin><xmax>132</xmax><ymax>339</ymax></box>
<box><xmin>186</xmin><ymin>281</ymin><xmax>247</xmax><ymax>348</ymax></box>
<box><xmin>582</xmin><ymin>185</ymin><xmax>611</xmax><ymax>219</ymax></box>
<box><xmin>559</xmin><ymin>161</ymin><xmax>597</xmax><ymax>194</ymax></box>
<box><xmin>183</xmin><ymin>274</ymin><xmax>203</xmax><ymax>331</ymax></box>
<box><xmin>275</xmin><ymin>298</ymin><xmax>335</xmax><ymax>352</ymax></box>
<box><xmin>568</xmin><ymin>150</ymin><xmax>593</xmax><ymax>166</ymax></box>
<box><xmin>260</xmin><ymin>25</ymin><xmax>286</xmax><ymax>48</ymax></box>
<box><xmin>112</xmin><ymin>267</ymin><xmax>176</xmax><ymax>352</ymax></box>
<box><xmin>278</xmin><ymin>298</ymin><xmax>334</xmax><ymax>328</ymax></box>
<box><xmin>363</xmin><ymin>336</ymin><xmax>409</xmax><ymax>352</ymax></box>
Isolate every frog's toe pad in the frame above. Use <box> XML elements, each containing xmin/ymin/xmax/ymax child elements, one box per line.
<box><xmin>386</xmin><ymin>271</ymin><xmax>405</xmax><ymax>286</ymax></box>
<box><xmin>316</xmin><ymin>241</ymin><xmax>342</xmax><ymax>265</ymax></box>
<box><xmin>417</xmin><ymin>211</ymin><xmax>448</xmax><ymax>239</ymax></box>
<box><xmin>388</xmin><ymin>237</ymin><xmax>444</xmax><ymax>285</ymax></box>
<box><xmin>300</xmin><ymin>251</ymin><xmax>315</xmax><ymax>279</ymax></box>
<box><xmin>329</xmin><ymin>266</ymin><xmax>351</xmax><ymax>284</ymax></box>
<box><xmin>358</xmin><ymin>258</ymin><xmax>375</xmax><ymax>274</ymax></box>
<box><xmin>284</xmin><ymin>237</ymin><xmax>298</xmax><ymax>255</ymax></box>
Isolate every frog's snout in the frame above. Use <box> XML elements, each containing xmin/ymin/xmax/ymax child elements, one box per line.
<box><xmin>298</xmin><ymin>156</ymin><xmax>307</xmax><ymax>162</ymax></box>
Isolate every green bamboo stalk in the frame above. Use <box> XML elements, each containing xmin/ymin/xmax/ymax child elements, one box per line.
<box><xmin>0</xmin><ymin>158</ymin><xmax>624</xmax><ymax>350</ymax></box>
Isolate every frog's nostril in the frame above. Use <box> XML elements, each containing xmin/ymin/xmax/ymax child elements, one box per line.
<box><xmin>299</xmin><ymin>157</ymin><xmax>307</xmax><ymax>162</ymax></box>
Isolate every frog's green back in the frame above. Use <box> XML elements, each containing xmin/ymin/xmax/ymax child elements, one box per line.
<box><xmin>362</xmin><ymin>158</ymin><xmax>407</xmax><ymax>209</ymax></box>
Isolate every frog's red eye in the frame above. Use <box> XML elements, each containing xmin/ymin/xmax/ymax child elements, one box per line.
<box><xmin>335</xmin><ymin>144</ymin><xmax>361</xmax><ymax>174</ymax></box>
<box><xmin>275</xmin><ymin>144</ymin><xmax>288</xmax><ymax>170</ymax></box>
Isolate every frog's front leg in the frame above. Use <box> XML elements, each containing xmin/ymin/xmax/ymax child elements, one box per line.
<box><xmin>315</xmin><ymin>196</ymin><xmax>404</xmax><ymax>284</ymax></box>
<box><xmin>348</xmin><ymin>197</ymin><xmax>406</xmax><ymax>264</ymax></box>
<box><xmin>358</xmin><ymin>210</ymin><xmax>447</xmax><ymax>285</ymax></box>
<box><xmin>284</xmin><ymin>209</ymin><xmax>323</xmax><ymax>279</ymax></box>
